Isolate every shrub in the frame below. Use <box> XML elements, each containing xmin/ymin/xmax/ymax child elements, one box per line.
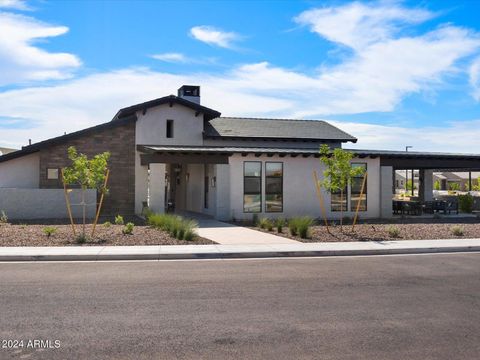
<box><xmin>434</xmin><ymin>180</ymin><xmax>441</xmax><ymax>190</ymax></box>
<box><xmin>289</xmin><ymin>217</ymin><xmax>314</xmax><ymax>239</ymax></box>
<box><xmin>0</xmin><ymin>210</ymin><xmax>8</xmax><ymax>224</ymax></box>
<box><xmin>387</xmin><ymin>225</ymin><xmax>400</xmax><ymax>238</ymax></box>
<box><xmin>258</xmin><ymin>217</ymin><xmax>273</xmax><ymax>231</ymax></box>
<box><xmin>122</xmin><ymin>222</ymin><xmax>134</xmax><ymax>235</ymax></box>
<box><xmin>42</xmin><ymin>226</ymin><xmax>57</xmax><ymax>237</ymax></box>
<box><xmin>274</xmin><ymin>218</ymin><xmax>285</xmax><ymax>233</ymax></box>
<box><xmin>76</xmin><ymin>234</ymin><xmax>87</xmax><ymax>244</ymax></box>
<box><xmin>147</xmin><ymin>213</ymin><xmax>197</xmax><ymax>240</ymax></box>
<box><xmin>252</xmin><ymin>214</ymin><xmax>259</xmax><ymax>226</ymax></box>
<box><xmin>114</xmin><ymin>215</ymin><xmax>124</xmax><ymax>225</ymax></box>
<box><xmin>103</xmin><ymin>221</ymin><xmax>112</xmax><ymax>227</ymax></box>
<box><xmin>182</xmin><ymin>220</ymin><xmax>198</xmax><ymax>241</ymax></box>
<box><xmin>451</xmin><ymin>225</ymin><xmax>464</xmax><ymax>236</ymax></box>
<box><xmin>458</xmin><ymin>194</ymin><xmax>474</xmax><ymax>213</ymax></box>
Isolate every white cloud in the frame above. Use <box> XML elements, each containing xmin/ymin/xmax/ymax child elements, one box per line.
<box><xmin>470</xmin><ymin>57</ymin><xmax>480</xmax><ymax>101</ymax></box>
<box><xmin>190</xmin><ymin>25</ymin><xmax>241</xmax><ymax>48</ymax></box>
<box><xmin>0</xmin><ymin>12</ymin><xmax>81</xmax><ymax>86</ymax></box>
<box><xmin>0</xmin><ymin>0</ymin><xmax>30</xmax><ymax>10</ymax></box>
<box><xmin>151</xmin><ymin>52</ymin><xmax>188</xmax><ymax>63</ymax></box>
<box><xmin>295</xmin><ymin>1</ymin><xmax>435</xmax><ymax>50</ymax></box>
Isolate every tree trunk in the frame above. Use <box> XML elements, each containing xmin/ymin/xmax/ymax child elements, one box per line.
<box><xmin>82</xmin><ymin>189</ymin><xmax>86</xmax><ymax>237</ymax></box>
<box><xmin>340</xmin><ymin>188</ymin><xmax>344</xmax><ymax>232</ymax></box>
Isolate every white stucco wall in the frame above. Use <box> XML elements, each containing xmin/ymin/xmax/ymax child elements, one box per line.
<box><xmin>380</xmin><ymin>166</ymin><xmax>394</xmax><ymax>218</ymax></box>
<box><xmin>136</xmin><ymin>103</ymin><xmax>204</xmax><ymax>146</ymax></box>
<box><xmin>228</xmin><ymin>154</ymin><xmax>381</xmax><ymax>221</ymax></box>
<box><xmin>185</xmin><ymin>164</ymin><xmax>203</xmax><ymax>213</ymax></box>
<box><xmin>0</xmin><ymin>188</ymin><xmax>96</xmax><ymax>220</ymax></box>
<box><xmin>0</xmin><ymin>153</ymin><xmax>40</xmax><ymax>188</ymax></box>
<box><xmin>149</xmin><ymin>163</ymin><xmax>165</xmax><ymax>213</ymax></box>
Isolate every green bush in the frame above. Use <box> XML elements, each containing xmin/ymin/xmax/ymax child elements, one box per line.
<box><xmin>103</xmin><ymin>221</ymin><xmax>112</xmax><ymax>227</ymax></box>
<box><xmin>122</xmin><ymin>222</ymin><xmax>134</xmax><ymax>235</ymax></box>
<box><xmin>274</xmin><ymin>218</ymin><xmax>285</xmax><ymax>233</ymax></box>
<box><xmin>451</xmin><ymin>225</ymin><xmax>464</xmax><ymax>236</ymax></box>
<box><xmin>115</xmin><ymin>215</ymin><xmax>124</xmax><ymax>225</ymax></box>
<box><xmin>458</xmin><ymin>194</ymin><xmax>474</xmax><ymax>213</ymax></box>
<box><xmin>76</xmin><ymin>234</ymin><xmax>87</xmax><ymax>244</ymax></box>
<box><xmin>0</xmin><ymin>210</ymin><xmax>8</xmax><ymax>224</ymax></box>
<box><xmin>252</xmin><ymin>214</ymin><xmax>259</xmax><ymax>226</ymax></box>
<box><xmin>289</xmin><ymin>217</ymin><xmax>314</xmax><ymax>239</ymax></box>
<box><xmin>387</xmin><ymin>225</ymin><xmax>400</xmax><ymax>238</ymax></box>
<box><xmin>258</xmin><ymin>217</ymin><xmax>273</xmax><ymax>231</ymax></box>
<box><xmin>147</xmin><ymin>213</ymin><xmax>197</xmax><ymax>240</ymax></box>
<box><xmin>42</xmin><ymin>226</ymin><xmax>57</xmax><ymax>237</ymax></box>
<box><xmin>434</xmin><ymin>180</ymin><xmax>441</xmax><ymax>190</ymax></box>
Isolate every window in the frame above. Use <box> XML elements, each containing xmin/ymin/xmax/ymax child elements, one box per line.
<box><xmin>265</xmin><ymin>162</ymin><xmax>283</xmax><ymax>212</ymax></box>
<box><xmin>331</xmin><ymin>186</ymin><xmax>348</xmax><ymax>212</ymax></box>
<box><xmin>166</xmin><ymin>119</ymin><xmax>174</xmax><ymax>138</ymax></box>
<box><xmin>243</xmin><ymin>162</ymin><xmax>261</xmax><ymax>213</ymax></box>
<box><xmin>47</xmin><ymin>168</ymin><xmax>59</xmax><ymax>180</ymax></box>
<box><xmin>351</xmin><ymin>163</ymin><xmax>367</xmax><ymax>211</ymax></box>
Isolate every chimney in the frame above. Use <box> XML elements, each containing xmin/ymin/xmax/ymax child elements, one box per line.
<box><xmin>177</xmin><ymin>85</ymin><xmax>200</xmax><ymax>104</ymax></box>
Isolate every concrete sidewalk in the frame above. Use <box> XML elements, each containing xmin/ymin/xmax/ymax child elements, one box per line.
<box><xmin>0</xmin><ymin>239</ymin><xmax>479</xmax><ymax>261</ymax></box>
<box><xmin>196</xmin><ymin>218</ymin><xmax>300</xmax><ymax>245</ymax></box>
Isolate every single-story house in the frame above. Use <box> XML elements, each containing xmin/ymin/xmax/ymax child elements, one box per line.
<box><xmin>2</xmin><ymin>85</ymin><xmax>480</xmax><ymax>220</ymax></box>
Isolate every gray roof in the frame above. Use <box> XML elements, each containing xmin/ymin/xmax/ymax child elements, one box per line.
<box><xmin>204</xmin><ymin>117</ymin><xmax>357</xmax><ymax>143</ymax></box>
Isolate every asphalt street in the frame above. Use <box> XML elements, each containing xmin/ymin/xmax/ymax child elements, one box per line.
<box><xmin>0</xmin><ymin>254</ymin><xmax>479</xmax><ymax>359</ymax></box>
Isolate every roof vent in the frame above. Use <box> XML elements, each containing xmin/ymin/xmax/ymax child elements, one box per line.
<box><xmin>177</xmin><ymin>85</ymin><xmax>200</xmax><ymax>104</ymax></box>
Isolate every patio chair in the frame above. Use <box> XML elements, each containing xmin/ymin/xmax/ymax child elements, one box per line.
<box><xmin>433</xmin><ymin>200</ymin><xmax>446</xmax><ymax>214</ymax></box>
<box><xmin>422</xmin><ymin>201</ymin><xmax>434</xmax><ymax>214</ymax></box>
<box><xmin>445</xmin><ymin>200</ymin><xmax>459</xmax><ymax>215</ymax></box>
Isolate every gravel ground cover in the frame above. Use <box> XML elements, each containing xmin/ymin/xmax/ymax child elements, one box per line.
<box><xmin>0</xmin><ymin>218</ymin><xmax>213</xmax><ymax>246</ymax></box>
<box><xmin>246</xmin><ymin>217</ymin><xmax>480</xmax><ymax>243</ymax></box>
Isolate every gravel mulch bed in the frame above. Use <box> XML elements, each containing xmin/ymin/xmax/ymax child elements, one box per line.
<box><xmin>0</xmin><ymin>220</ymin><xmax>213</xmax><ymax>246</ymax></box>
<box><xmin>246</xmin><ymin>218</ymin><xmax>480</xmax><ymax>243</ymax></box>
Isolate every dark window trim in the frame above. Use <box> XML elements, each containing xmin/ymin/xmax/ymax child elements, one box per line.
<box><xmin>351</xmin><ymin>163</ymin><xmax>367</xmax><ymax>212</ymax></box>
<box><xmin>243</xmin><ymin>161</ymin><xmax>262</xmax><ymax>213</ymax></box>
<box><xmin>166</xmin><ymin>119</ymin><xmax>174</xmax><ymax>138</ymax></box>
<box><xmin>265</xmin><ymin>162</ymin><xmax>283</xmax><ymax>213</ymax></box>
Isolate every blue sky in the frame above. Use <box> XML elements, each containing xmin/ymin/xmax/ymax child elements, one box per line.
<box><xmin>1</xmin><ymin>0</ymin><xmax>480</xmax><ymax>151</ymax></box>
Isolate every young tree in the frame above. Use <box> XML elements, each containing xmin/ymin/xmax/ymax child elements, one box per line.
<box><xmin>318</xmin><ymin>144</ymin><xmax>365</xmax><ymax>231</ymax></box>
<box><xmin>63</xmin><ymin>146</ymin><xmax>110</xmax><ymax>239</ymax></box>
<box><xmin>433</xmin><ymin>180</ymin><xmax>441</xmax><ymax>191</ymax></box>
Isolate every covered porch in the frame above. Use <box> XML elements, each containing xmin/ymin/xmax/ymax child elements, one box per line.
<box><xmin>136</xmin><ymin>145</ymin><xmax>232</xmax><ymax>220</ymax></box>
<box><xmin>363</xmin><ymin>149</ymin><xmax>480</xmax><ymax>218</ymax></box>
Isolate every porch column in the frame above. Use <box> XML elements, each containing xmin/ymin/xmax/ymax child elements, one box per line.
<box><xmin>422</xmin><ymin>170</ymin><xmax>433</xmax><ymax>201</ymax></box>
<box><xmin>149</xmin><ymin>163</ymin><xmax>166</xmax><ymax>214</ymax></box>
<box><xmin>215</xmin><ymin>164</ymin><xmax>230</xmax><ymax>221</ymax></box>
<box><xmin>380</xmin><ymin>166</ymin><xmax>393</xmax><ymax>218</ymax></box>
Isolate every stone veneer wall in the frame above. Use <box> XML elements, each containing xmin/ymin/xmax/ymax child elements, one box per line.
<box><xmin>38</xmin><ymin>121</ymin><xmax>136</xmax><ymax>216</ymax></box>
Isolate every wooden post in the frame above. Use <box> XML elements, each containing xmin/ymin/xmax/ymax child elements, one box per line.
<box><xmin>61</xmin><ymin>168</ymin><xmax>76</xmax><ymax>237</ymax></box>
<box><xmin>312</xmin><ymin>171</ymin><xmax>329</xmax><ymax>232</ymax></box>
<box><xmin>91</xmin><ymin>169</ymin><xmax>110</xmax><ymax>238</ymax></box>
<box><xmin>352</xmin><ymin>172</ymin><xmax>367</xmax><ymax>232</ymax></box>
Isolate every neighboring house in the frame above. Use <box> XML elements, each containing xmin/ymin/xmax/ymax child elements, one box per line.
<box><xmin>2</xmin><ymin>85</ymin><xmax>480</xmax><ymax>220</ymax></box>
<box><xmin>433</xmin><ymin>172</ymin><xmax>480</xmax><ymax>190</ymax></box>
<box><xmin>0</xmin><ymin>147</ymin><xmax>17</xmax><ymax>156</ymax></box>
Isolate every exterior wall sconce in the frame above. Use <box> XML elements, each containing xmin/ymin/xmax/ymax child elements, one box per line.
<box><xmin>186</xmin><ymin>173</ymin><xmax>190</xmax><ymax>182</ymax></box>
<box><xmin>211</xmin><ymin>176</ymin><xmax>216</xmax><ymax>188</ymax></box>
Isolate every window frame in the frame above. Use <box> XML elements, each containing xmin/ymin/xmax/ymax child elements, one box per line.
<box><xmin>243</xmin><ymin>161</ymin><xmax>262</xmax><ymax>213</ymax></box>
<box><xmin>265</xmin><ymin>162</ymin><xmax>283</xmax><ymax>213</ymax></box>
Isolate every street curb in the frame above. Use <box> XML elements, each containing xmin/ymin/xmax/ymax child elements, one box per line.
<box><xmin>0</xmin><ymin>245</ymin><xmax>479</xmax><ymax>262</ymax></box>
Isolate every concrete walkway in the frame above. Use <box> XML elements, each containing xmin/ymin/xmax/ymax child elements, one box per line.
<box><xmin>0</xmin><ymin>239</ymin><xmax>479</xmax><ymax>261</ymax></box>
<box><xmin>196</xmin><ymin>218</ymin><xmax>300</xmax><ymax>245</ymax></box>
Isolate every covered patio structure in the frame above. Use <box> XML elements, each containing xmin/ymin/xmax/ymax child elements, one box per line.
<box><xmin>354</xmin><ymin>149</ymin><xmax>480</xmax><ymax>218</ymax></box>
